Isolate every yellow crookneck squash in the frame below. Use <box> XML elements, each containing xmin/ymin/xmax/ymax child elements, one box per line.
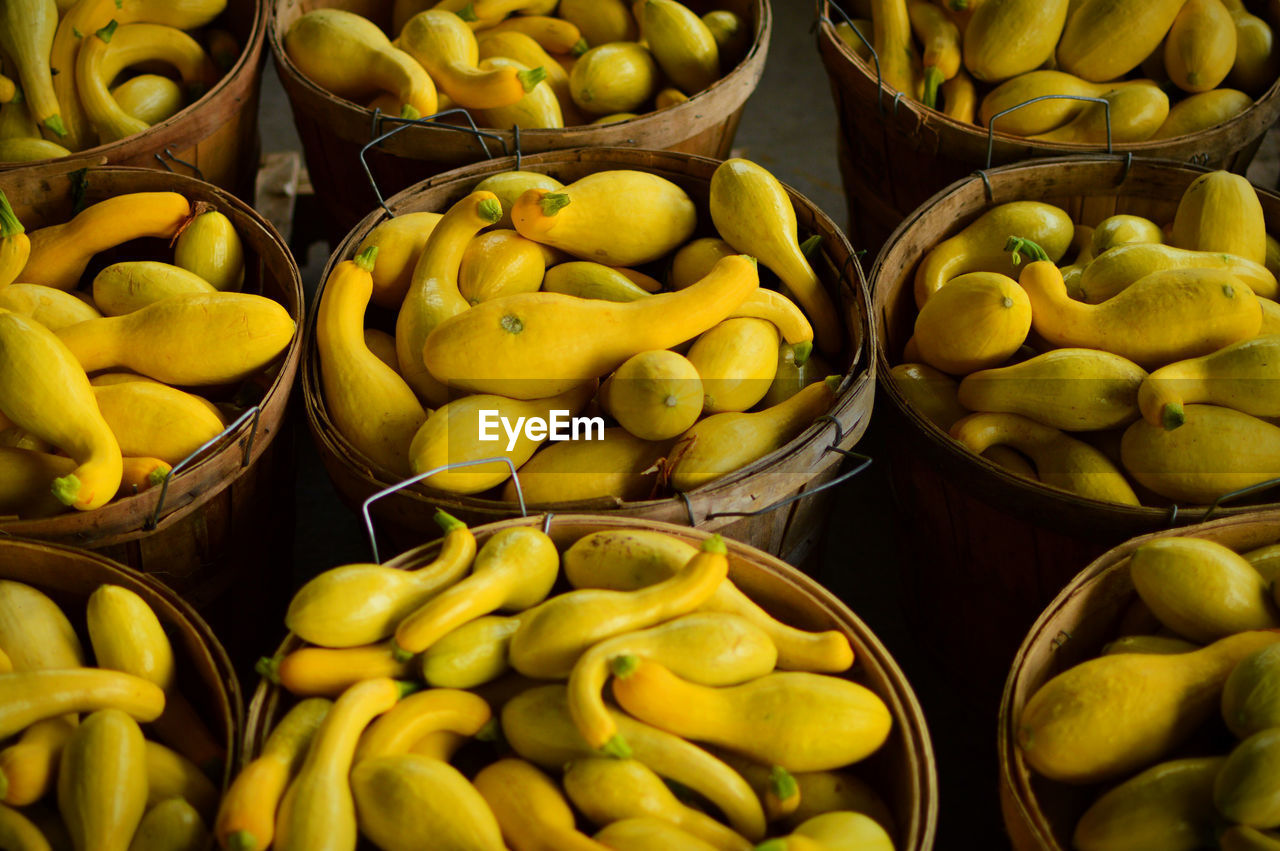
<box><xmin>318</xmin><ymin>246</ymin><xmax>426</xmax><ymax>477</ymax></box>
<box><xmin>395</xmin><ymin>191</ymin><xmax>503</xmax><ymax>406</ymax></box>
<box><xmin>0</xmin><ymin>309</ymin><xmax>122</xmax><ymax>510</ymax></box>
<box><xmin>424</xmin><ymin>254</ymin><xmax>758</xmax><ymax>400</ymax></box>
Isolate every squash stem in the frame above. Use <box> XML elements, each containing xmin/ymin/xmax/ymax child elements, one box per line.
<box><xmin>479</xmin><ymin>198</ymin><xmax>503</xmax><ymax>223</ymax></box>
<box><xmin>147</xmin><ymin>465</ymin><xmax>170</xmax><ymax>488</ymax></box>
<box><xmin>95</xmin><ymin>19</ymin><xmax>118</xmax><ymax>42</ymax></box>
<box><xmin>609</xmin><ymin>653</ymin><xmax>640</xmax><ymax>679</ymax></box>
<box><xmin>755</xmin><ymin>841</ymin><xmax>788</xmax><ymax>851</ymax></box>
<box><xmin>799</xmin><ymin>234</ymin><xmax>822</xmax><ymax>257</ymax></box>
<box><xmin>949</xmin><ymin>0</ymin><xmax>967</xmax><ymax>8</ymax></box>
<box><xmin>227</xmin><ymin>830</ymin><xmax>257</xmax><ymax>851</ymax></box>
<box><xmin>922</xmin><ymin>67</ymin><xmax>944</xmax><ymax>110</ymax></box>
<box><xmin>600</xmin><ymin>734</ymin><xmax>632</xmax><ymax>759</ymax></box>
<box><xmin>1005</xmin><ymin>236</ymin><xmax>1050</xmax><ymax>265</ymax></box>
<box><xmin>391</xmin><ymin>642</ymin><xmax>415</xmax><ymax>663</ymax></box>
<box><xmin>50</xmin><ymin>473</ymin><xmax>82</xmax><ymax>507</ymax></box>
<box><xmin>254</xmin><ymin>655</ymin><xmax>282</xmax><ymax>684</ymax></box>
<box><xmin>823</xmin><ymin>375</ymin><xmax>842</xmax><ymax>393</ymax></box>
<box><xmin>394</xmin><ymin>679</ymin><xmax>422</xmax><ymax>699</ymax></box>
<box><xmin>791</xmin><ymin>340</ymin><xmax>813</xmax><ymax>366</ymax></box>
<box><xmin>476</xmin><ymin>718</ymin><xmax>503</xmax><ymax>744</ymax></box>
<box><xmin>702</xmin><ymin>534</ymin><xmax>727</xmax><ymax>555</ymax></box>
<box><xmin>42</xmin><ymin>115</ymin><xmax>67</xmax><ymax>138</ymax></box>
<box><xmin>433</xmin><ymin>508</ymin><xmax>467</xmax><ymax>534</ymax></box>
<box><xmin>768</xmin><ymin>765</ymin><xmax>798</xmax><ymax>803</ymax></box>
<box><xmin>458</xmin><ymin>2</ymin><xmax>478</xmax><ymax>21</ymax></box>
<box><xmin>1162</xmin><ymin>402</ymin><xmax>1186</xmax><ymax>431</ymax></box>
<box><xmin>354</xmin><ymin>245</ymin><xmax>379</xmax><ymax>273</ymax></box>
<box><xmin>539</xmin><ymin>193</ymin><xmax>571</xmax><ymax>216</ymax></box>
<box><xmin>399</xmin><ymin>103</ymin><xmax>420</xmax><ymax>121</ymax></box>
<box><xmin>0</xmin><ymin>190</ymin><xmax>23</xmax><ymax>237</ymax></box>
<box><xmin>571</xmin><ymin>38</ymin><xmax>588</xmax><ymax>57</ymax></box>
<box><xmin>518</xmin><ymin>67</ymin><xmax>548</xmax><ymax>93</ymax></box>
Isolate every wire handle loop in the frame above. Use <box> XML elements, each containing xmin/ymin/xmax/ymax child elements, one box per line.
<box><xmin>361</xmin><ymin>108</ymin><xmax>512</xmax><ymax>217</ymax></box>
<box><xmin>361</xmin><ymin>457</ymin><xmax>527</xmax><ymax>563</ymax></box>
<box><xmin>1165</xmin><ymin>475</ymin><xmax>1280</xmax><ymax>527</ymax></box>
<box><xmin>822</xmin><ymin>1</ymin><xmax>887</xmax><ymax>114</ymax></box>
<box><xmin>986</xmin><ymin>94</ymin><xmax>1113</xmax><ymax>169</ymax></box>
<box><xmin>154</xmin><ymin>147</ymin><xmax>204</xmax><ymax>181</ymax></box>
<box><xmin>145</xmin><ymin>405</ymin><xmax>261</xmax><ymax>531</ymax></box>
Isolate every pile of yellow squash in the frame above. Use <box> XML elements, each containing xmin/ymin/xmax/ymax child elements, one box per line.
<box><xmin>0</xmin><ymin>578</ymin><xmax>226</xmax><ymax>850</ymax></box>
<box><xmin>892</xmin><ymin>169</ymin><xmax>1280</xmax><ymax>509</ymax></box>
<box><xmin>317</xmin><ymin>159</ymin><xmax>846</xmax><ymax>503</ymax></box>
<box><xmin>839</xmin><ymin>0</ymin><xmax>1278</xmax><ymax>142</ymax></box>
<box><xmin>0</xmin><ymin>0</ymin><xmax>238</xmax><ymax>162</ymax></box>
<box><xmin>284</xmin><ymin>0</ymin><xmax>752</xmax><ymax>130</ymax></box>
<box><xmin>1018</xmin><ymin>535</ymin><xmax>1280</xmax><ymax>849</ymax></box>
<box><xmin>0</xmin><ymin>187</ymin><xmax>295</xmax><ymax>517</ymax></box>
<box><xmin>238</xmin><ymin>520</ymin><xmax>898</xmax><ymax>850</ymax></box>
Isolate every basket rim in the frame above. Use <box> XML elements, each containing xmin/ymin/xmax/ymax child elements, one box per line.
<box><xmin>265</xmin><ymin>0</ymin><xmax>772</xmax><ymax>149</ymax></box>
<box><xmin>0</xmin><ymin>164</ymin><xmax>305</xmax><ymax>543</ymax></box>
<box><xmin>868</xmin><ymin>153</ymin><xmax>1280</xmax><ymax>523</ymax></box>
<box><xmin>0</xmin><ymin>0</ymin><xmax>267</xmax><ymax>172</ymax></box>
<box><xmin>245</xmin><ymin>512</ymin><xmax>939</xmax><ymax>850</ymax></box>
<box><xmin>813</xmin><ymin>0</ymin><xmax>1280</xmax><ymax>153</ymax></box>
<box><xmin>996</xmin><ymin>507</ymin><xmax>1280</xmax><ymax>850</ymax></box>
<box><xmin>0</xmin><ymin>533</ymin><xmax>244</xmax><ymax>788</ymax></box>
<box><xmin>301</xmin><ymin>145</ymin><xmax>875</xmax><ymax>518</ymax></box>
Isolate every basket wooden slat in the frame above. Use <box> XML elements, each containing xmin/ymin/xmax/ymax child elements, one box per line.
<box><xmin>0</xmin><ymin>164</ymin><xmax>303</xmax><ymax>668</ymax></box>
<box><xmin>0</xmin><ymin>0</ymin><xmax>267</xmax><ymax>198</ymax></box>
<box><xmin>0</xmin><ymin>536</ymin><xmax>242</xmax><ymax>790</ymax></box>
<box><xmin>268</xmin><ymin>0</ymin><xmax>770</xmax><ymax>238</ymax></box>
<box><xmin>245</xmin><ymin>514</ymin><xmax>937</xmax><ymax>850</ymax></box>
<box><xmin>302</xmin><ymin>147</ymin><xmax>874</xmax><ymax>567</ymax></box>
<box><xmin>815</xmin><ymin>0</ymin><xmax>1280</xmax><ymax>254</ymax></box>
<box><xmin>999</xmin><ymin>510</ymin><xmax>1280</xmax><ymax>850</ymax></box>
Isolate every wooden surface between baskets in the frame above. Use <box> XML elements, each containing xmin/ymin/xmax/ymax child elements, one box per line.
<box><xmin>299</xmin><ymin>147</ymin><xmax>874</xmax><ymax>568</ymax></box>
<box><xmin>246</xmin><ymin>514</ymin><xmax>938</xmax><ymax>851</ymax></box>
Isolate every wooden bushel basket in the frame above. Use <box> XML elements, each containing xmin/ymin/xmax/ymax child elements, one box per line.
<box><xmin>0</xmin><ymin>536</ymin><xmax>242</xmax><ymax>791</ymax></box>
<box><xmin>0</xmin><ymin>0</ymin><xmax>268</xmax><ymax>199</ymax></box>
<box><xmin>872</xmin><ymin>155</ymin><xmax>1280</xmax><ymax>702</ymax></box>
<box><xmin>814</xmin><ymin>0</ymin><xmax>1280</xmax><ymax>255</ymax></box>
<box><xmin>245</xmin><ymin>514</ymin><xmax>938</xmax><ymax>850</ymax></box>
<box><xmin>999</xmin><ymin>510</ymin><xmax>1280</xmax><ymax>850</ymax></box>
<box><xmin>302</xmin><ymin>147</ymin><xmax>874</xmax><ymax>568</ymax></box>
<box><xmin>268</xmin><ymin>0</ymin><xmax>771</xmax><ymax>238</ymax></box>
<box><xmin>0</xmin><ymin>164</ymin><xmax>304</xmax><ymax>668</ymax></box>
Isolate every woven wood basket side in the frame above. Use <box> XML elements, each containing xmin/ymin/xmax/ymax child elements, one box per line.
<box><xmin>0</xmin><ymin>537</ymin><xmax>242</xmax><ymax>787</ymax></box>
<box><xmin>302</xmin><ymin>147</ymin><xmax>874</xmax><ymax>566</ymax></box>
<box><xmin>246</xmin><ymin>514</ymin><xmax>937</xmax><ymax>850</ymax></box>
<box><xmin>268</xmin><ymin>0</ymin><xmax>770</xmax><ymax>237</ymax></box>
<box><xmin>815</xmin><ymin>0</ymin><xmax>1280</xmax><ymax>254</ymax></box>
<box><xmin>999</xmin><ymin>510</ymin><xmax>1280</xmax><ymax>850</ymax></box>
<box><xmin>0</xmin><ymin>0</ymin><xmax>267</xmax><ymax>198</ymax></box>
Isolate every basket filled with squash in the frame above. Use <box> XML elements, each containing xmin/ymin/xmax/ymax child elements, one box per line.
<box><xmin>0</xmin><ymin>164</ymin><xmax>303</xmax><ymax>664</ymax></box>
<box><xmin>241</xmin><ymin>513</ymin><xmax>937</xmax><ymax>851</ymax></box>
<box><xmin>815</xmin><ymin>0</ymin><xmax>1280</xmax><ymax>253</ymax></box>
<box><xmin>0</xmin><ymin>0</ymin><xmax>269</xmax><ymax>196</ymax></box>
<box><xmin>0</xmin><ymin>535</ymin><xmax>240</xmax><ymax>851</ymax></box>
<box><xmin>268</xmin><ymin>0</ymin><xmax>770</xmax><ymax>235</ymax></box>
<box><xmin>303</xmin><ymin>146</ymin><xmax>872</xmax><ymax>566</ymax></box>
<box><xmin>1001</xmin><ymin>509</ymin><xmax>1280</xmax><ymax>850</ymax></box>
<box><xmin>870</xmin><ymin>156</ymin><xmax>1280</xmax><ymax>705</ymax></box>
